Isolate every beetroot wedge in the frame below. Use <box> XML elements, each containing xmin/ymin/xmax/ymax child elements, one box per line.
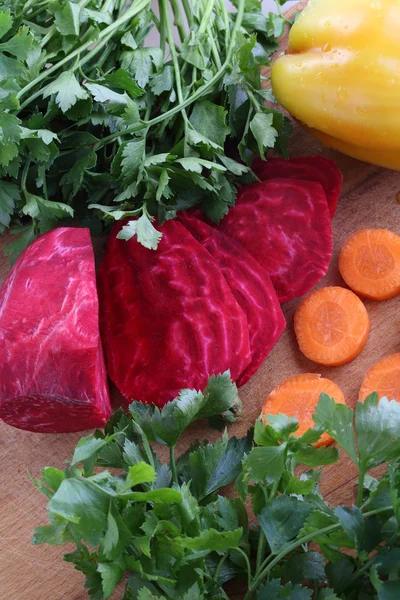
<box><xmin>0</xmin><ymin>228</ymin><xmax>111</xmax><ymax>433</ymax></box>
<box><xmin>178</xmin><ymin>211</ymin><xmax>285</xmax><ymax>385</ymax></box>
<box><xmin>253</xmin><ymin>155</ymin><xmax>343</xmax><ymax>218</ymax></box>
<box><xmin>98</xmin><ymin>219</ymin><xmax>251</xmax><ymax>407</ymax></box>
<box><xmin>217</xmin><ymin>179</ymin><xmax>333</xmax><ymax>303</ymax></box>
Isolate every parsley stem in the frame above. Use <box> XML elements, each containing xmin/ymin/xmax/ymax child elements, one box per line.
<box><xmin>16</xmin><ymin>0</ymin><xmax>40</xmax><ymax>19</ymax></box>
<box><xmin>181</xmin><ymin>0</ymin><xmax>192</xmax><ymax>26</ymax></box>
<box><xmin>95</xmin><ymin>0</ymin><xmax>246</xmax><ymax>148</ymax></box>
<box><xmin>19</xmin><ymin>26</ymin><xmax>116</xmax><ymax>112</ymax></box>
<box><xmin>130</xmin><ymin>419</ymin><xmax>155</xmax><ymax>468</ymax></box>
<box><xmin>41</xmin><ymin>167</ymin><xmax>49</xmax><ymax>200</ymax></box>
<box><xmin>170</xmin><ymin>0</ymin><xmax>186</xmax><ymax>44</ymax></box>
<box><xmin>255</xmin><ymin>530</ymin><xmax>267</xmax><ymax>573</ymax></box>
<box><xmin>214</xmin><ymin>553</ymin><xmax>229</xmax><ymax>582</ymax></box>
<box><xmin>244</xmin><ymin>505</ymin><xmax>394</xmax><ymax>599</ymax></box>
<box><xmin>247</xmin><ymin>89</ymin><xmax>261</xmax><ymax>112</ymax></box>
<box><xmin>273</xmin><ymin>0</ymin><xmax>291</xmax><ymax>25</ymax></box>
<box><xmin>93</xmin><ymin>40</ymin><xmax>116</xmax><ymax>73</ymax></box>
<box><xmin>255</xmin><ymin>479</ymin><xmax>279</xmax><ymax>573</ymax></box>
<box><xmin>169</xmin><ymin>445</ymin><xmax>178</xmax><ymax>484</ymax></box>
<box><xmin>23</xmin><ymin>3</ymin><xmax>51</xmax><ymax>21</ymax></box>
<box><xmin>21</xmin><ymin>160</ymin><xmax>31</xmax><ymax>194</ymax></box>
<box><xmin>102</xmin><ymin>0</ymin><xmax>115</xmax><ymax>11</ymax></box>
<box><xmin>208</xmin><ymin>24</ymin><xmax>222</xmax><ymax>69</ymax></box>
<box><xmin>40</xmin><ymin>25</ymin><xmax>56</xmax><ymax>48</ymax></box>
<box><xmin>217</xmin><ymin>0</ymin><xmax>230</xmax><ymax>48</ymax></box>
<box><xmin>158</xmin><ymin>0</ymin><xmax>166</xmax><ymax>54</ymax></box>
<box><xmin>198</xmin><ymin>0</ymin><xmax>216</xmax><ymax>37</ymax></box>
<box><xmin>235</xmin><ymin>547</ymin><xmax>252</xmax><ymax>589</ymax></box>
<box><xmin>269</xmin><ymin>478</ymin><xmax>280</xmax><ymax>500</ymax></box>
<box><xmin>338</xmin><ymin>552</ymin><xmax>380</xmax><ymax>594</ymax></box>
<box><xmin>151</xmin><ymin>9</ymin><xmax>161</xmax><ymax>30</ymax></box>
<box><xmin>182</xmin><ymin>0</ymin><xmax>193</xmax><ymax>27</ymax></box>
<box><xmin>160</xmin><ymin>0</ymin><xmax>189</xmax><ymax>125</ymax></box>
<box><xmin>357</xmin><ymin>467</ymin><xmax>366</xmax><ymax>507</ymax></box>
<box><xmin>16</xmin><ymin>0</ymin><xmax>151</xmax><ymax>103</ymax></box>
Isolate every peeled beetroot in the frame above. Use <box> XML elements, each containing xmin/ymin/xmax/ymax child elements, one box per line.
<box><xmin>252</xmin><ymin>155</ymin><xmax>343</xmax><ymax>218</ymax></box>
<box><xmin>178</xmin><ymin>211</ymin><xmax>285</xmax><ymax>385</ymax></box>
<box><xmin>98</xmin><ymin>219</ymin><xmax>251</xmax><ymax>407</ymax></box>
<box><xmin>0</xmin><ymin>228</ymin><xmax>111</xmax><ymax>433</ymax></box>
<box><xmin>217</xmin><ymin>178</ymin><xmax>333</xmax><ymax>303</ymax></box>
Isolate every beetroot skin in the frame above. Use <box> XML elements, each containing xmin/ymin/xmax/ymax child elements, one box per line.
<box><xmin>253</xmin><ymin>155</ymin><xmax>343</xmax><ymax>219</ymax></box>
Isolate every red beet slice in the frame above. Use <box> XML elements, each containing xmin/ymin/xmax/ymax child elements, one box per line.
<box><xmin>253</xmin><ymin>156</ymin><xmax>343</xmax><ymax>218</ymax></box>
<box><xmin>98</xmin><ymin>219</ymin><xmax>251</xmax><ymax>407</ymax></box>
<box><xmin>178</xmin><ymin>211</ymin><xmax>286</xmax><ymax>386</ymax></box>
<box><xmin>217</xmin><ymin>179</ymin><xmax>333</xmax><ymax>303</ymax></box>
<box><xmin>0</xmin><ymin>228</ymin><xmax>111</xmax><ymax>433</ymax></box>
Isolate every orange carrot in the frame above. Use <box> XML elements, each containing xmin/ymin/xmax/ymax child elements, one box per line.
<box><xmin>262</xmin><ymin>373</ymin><xmax>345</xmax><ymax>447</ymax></box>
<box><xmin>359</xmin><ymin>353</ymin><xmax>400</xmax><ymax>402</ymax></box>
<box><xmin>294</xmin><ymin>286</ymin><xmax>369</xmax><ymax>366</ymax></box>
<box><xmin>339</xmin><ymin>229</ymin><xmax>400</xmax><ymax>300</ymax></box>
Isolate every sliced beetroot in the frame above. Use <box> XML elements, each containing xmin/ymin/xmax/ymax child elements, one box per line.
<box><xmin>178</xmin><ymin>211</ymin><xmax>286</xmax><ymax>386</ymax></box>
<box><xmin>253</xmin><ymin>155</ymin><xmax>343</xmax><ymax>218</ymax></box>
<box><xmin>98</xmin><ymin>219</ymin><xmax>251</xmax><ymax>407</ymax></box>
<box><xmin>0</xmin><ymin>228</ymin><xmax>111</xmax><ymax>433</ymax></box>
<box><xmin>217</xmin><ymin>178</ymin><xmax>333</xmax><ymax>303</ymax></box>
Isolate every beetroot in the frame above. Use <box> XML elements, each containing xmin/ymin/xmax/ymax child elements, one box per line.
<box><xmin>217</xmin><ymin>179</ymin><xmax>333</xmax><ymax>303</ymax></box>
<box><xmin>253</xmin><ymin>155</ymin><xmax>343</xmax><ymax>218</ymax></box>
<box><xmin>98</xmin><ymin>219</ymin><xmax>251</xmax><ymax>407</ymax></box>
<box><xmin>178</xmin><ymin>211</ymin><xmax>285</xmax><ymax>385</ymax></box>
<box><xmin>0</xmin><ymin>228</ymin><xmax>111</xmax><ymax>433</ymax></box>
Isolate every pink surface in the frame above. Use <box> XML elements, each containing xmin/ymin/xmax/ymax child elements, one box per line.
<box><xmin>178</xmin><ymin>211</ymin><xmax>285</xmax><ymax>385</ymax></box>
<box><xmin>98</xmin><ymin>219</ymin><xmax>251</xmax><ymax>406</ymax></box>
<box><xmin>0</xmin><ymin>228</ymin><xmax>111</xmax><ymax>433</ymax></box>
<box><xmin>216</xmin><ymin>178</ymin><xmax>333</xmax><ymax>303</ymax></box>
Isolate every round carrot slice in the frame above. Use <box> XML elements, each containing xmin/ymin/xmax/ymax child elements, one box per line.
<box><xmin>294</xmin><ymin>286</ymin><xmax>369</xmax><ymax>366</ymax></box>
<box><xmin>262</xmin><ymin>373</ymin><xmax>345</xmax><ymax>447</ymax></box>
<box><xmin>360</xmin><ymin>354</ymin><xmax>400</xmax><ymax>402</ymax></box>
<box><xmin>339</xmin><ymin>229</ymin><xmax>400</xmax><ymax>300</ymax></box>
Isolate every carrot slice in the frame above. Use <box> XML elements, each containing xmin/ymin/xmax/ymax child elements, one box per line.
<box><xmin>359</xmin><ymin>354</ymin><xmax>400</xmax><ymax>402</ymax></box>
<box><xmin>339</xmin><ymin>229</ymin><xmax>400</xmax><ymax>300</ymax></box>
<box><xmin>294</xmin><ymin>286</ymin><xmax>369</xmax><ymax>366</ymax></box>
<box><xmin>262</xmin><ymin>373</ymin><xmax>345</xmax><ymax>447</ymax></box>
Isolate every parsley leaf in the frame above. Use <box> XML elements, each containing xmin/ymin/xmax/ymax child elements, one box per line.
<box><xmin>356</xmin><ymin>395</ymin><xmax>400</xmax><ymax>469</ymax></box>
<box><xmin>187</xmin><ymin>431</ymin><xmax>251</xmax><ymax>500</ymax></box>
<box><xmin>246</xmin><ymin>445</ymin><xmax>286</xmax><ymax>484</ymax></box>
<box><xmin>0</xmin><ymin>9</ymin><xmax>12</xmax><ymax>39</ymax></box>
<box><xmin>52</xmin><ymin>1</ymin><xmax>81</xmax><ymax>36</ymax></box>
<box><xmin>0</xmin><ymin>180</ymin><xmax>19</xmax><ymax>228</ymax></box>
<box><xmin>33</xmin><ymin>376</ymin><xmax>400</xmax><ymax>598</ymax></box>
<box><xmin>42</xmin><ymin>71</ymin><xmax>88</xmax><ymax>113</ymax></box>
<box><xmin>313</xmin><ymin>393</ymin><xmax>358</xmax><ymax>463</ymax></box>
<box><xmin>190</xmin><ymin>101</ymin><xmax>230</xmax><ymax>149</ymax></box>
<box><xmin>250</xmin><ymin>112</ymin><xmax>278</xmax><ymax>159</ymax></box>
<box><xmin>259</xmin><ymin>496</ymin><xmax>312</xmax><ymax>554</ymax></box>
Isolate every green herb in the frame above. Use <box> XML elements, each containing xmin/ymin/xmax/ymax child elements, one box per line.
<box><xmin>0</xmin><ymin>0</ymin><xmax>290</xmax><ymax>262</ymax></box>
<box><xmin>33</xmin><ymin>380</ymin><xmax>400</xmax><ymax>599</ymax></box>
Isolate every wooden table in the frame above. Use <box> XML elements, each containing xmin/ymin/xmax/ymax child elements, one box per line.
<box><xmin>1</xmin><ymin>8</ymin><xmax>400</xmax><ymax>600</ymax></box>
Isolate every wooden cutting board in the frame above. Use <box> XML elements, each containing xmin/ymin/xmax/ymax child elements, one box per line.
<box><xmin>1</xmin><ymin>5</ymin><xmax>400</xmax><ymax>599</ymax></box>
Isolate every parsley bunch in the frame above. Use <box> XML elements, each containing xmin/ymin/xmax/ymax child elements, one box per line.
<box><xmin>0</xmin><ymin>0</ymin><xmax>291</xmax><ymax>261</ymax></box>
<box><xmin>33</xmin><ymin>373</ymin><xmax>400</xmax><ymax>599</ymax></box>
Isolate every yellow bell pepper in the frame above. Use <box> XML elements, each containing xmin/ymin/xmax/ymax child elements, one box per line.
<box><xmin>271</xmin><ymin>0</ymin><xmax>400</xmax><ymax>170</ymax></box>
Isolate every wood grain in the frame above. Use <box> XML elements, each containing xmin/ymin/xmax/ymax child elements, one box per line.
<box><xmin>1</xmin><ymin>4</ymin><xmax>400</xmax><ymax>599</ymax></box>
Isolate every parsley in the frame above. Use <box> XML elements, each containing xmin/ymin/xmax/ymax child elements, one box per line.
<box><xmin>33</xmin><ymin>379</ymin><xmax>400</xmax><ymax>599</ymax></box>
<box><xmin>0</xmin><ymin>0</ymin><xmax>291</xmax><ymax>262</ymax></box>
